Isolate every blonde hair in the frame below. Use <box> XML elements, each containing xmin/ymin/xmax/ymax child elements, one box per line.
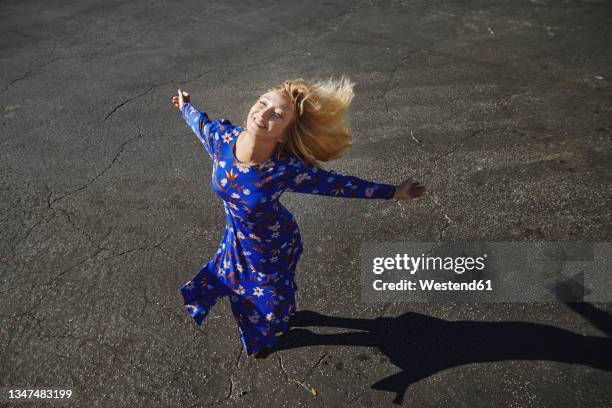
<box><xmin>269</xmin><ymin>76</ymin><xmax>355</xmax><ymax>167</ymax></box>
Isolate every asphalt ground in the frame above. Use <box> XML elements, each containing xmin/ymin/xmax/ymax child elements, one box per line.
<box><xmin>1</xmin><ymin>0</ymin><xmax>611</xmax><ymax>406</ymax></box>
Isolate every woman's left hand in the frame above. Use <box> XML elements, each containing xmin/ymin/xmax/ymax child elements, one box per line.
<box><xmin>393</xmin><ymin>177</ymin><xmax>426</xmax><ymax>200</ymax></box>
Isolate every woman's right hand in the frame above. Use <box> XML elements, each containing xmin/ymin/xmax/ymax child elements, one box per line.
<box><xmin>172</xmin><ymin>89</ymin><xmax>190</xmax><ymax>110</ymax></box>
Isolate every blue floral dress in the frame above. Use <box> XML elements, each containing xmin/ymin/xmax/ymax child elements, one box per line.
<box><xmin>178</xmin><ymin>102</ymin><xmax>397</xmax><ymax>356</ymax></box>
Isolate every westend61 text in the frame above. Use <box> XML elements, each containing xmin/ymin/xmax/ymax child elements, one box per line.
<box><xmin>373</xmin><ymin>279</ymin><xmax>493</xmax><ymax>291</ymax></box>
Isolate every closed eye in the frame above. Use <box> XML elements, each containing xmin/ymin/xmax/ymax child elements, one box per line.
<box><xmin>259</xmin><ymin>101</ymin><xmax>282</xmax><ymax>118</ymax></box>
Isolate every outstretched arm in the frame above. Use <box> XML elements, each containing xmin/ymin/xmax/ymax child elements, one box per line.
<box><xmin>282</xmin><ymin>160</ymin><xmax>397</xmax><ymax>199</ymax></box>
<box><xmin>173</xmin><ymin>89</ymin><xmax>217</xmax><ymax>159</ymax></box>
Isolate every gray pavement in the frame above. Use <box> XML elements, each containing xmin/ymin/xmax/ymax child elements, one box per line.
<box><xmin>1</xmin><ymin>0</ymin><xmax>611</xmax><ymax>406</ymax></box>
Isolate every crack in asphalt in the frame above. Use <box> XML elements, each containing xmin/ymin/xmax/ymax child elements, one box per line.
<box><xmin>102</xmin><ymin>66</ymin><xmax>217</xmax><ymax>122</ymax></box>
<box><xmin>225</xmin><ymin>344</ymin><xmax>244</xmax><ymax>402</ymax></box>
<box><xmin>302</xmin><ymin>352</ymin><xmax>328</xmax><ymax>382</ymax></box>
<box><xmin>4</xmin><ymin>133</ymin><xmax>175</xmax><ymax>326</ymax></box>
<box><xmin>430</xmin><ymin>194</ymin><xmax>453</xmax><ymax>243</ymax></box>
<box><xmin>110</xmin><ymin>234</ymin><xmax>170</xmax><ymax>258</ymax></box>
<box><xmin>55</xmin><ymin>207</ymin><xmax>112</xmax><ymax>252</ymax></box>
<box><xmin>2</xmin><ymin>304</ymin><xmax>134</xmax><ymax>380</ymax></box>
<box><xmin>420</xmin><ymin>126</ymin><xmax>509</xmax><ymax>178</ymax></box>
<box><xmin>104</xmin><ymin>85</ymin><xmax>159</xmax><ymax>121</ymax></box>
<box><xmin>34</xmin><ymin>19</ymin><xmax>156</xmax><ymax>73</ymax></box>
<box><xmin>0</xmin><ymin>65</ymin><xmax>33</xmax><ymax>94</ymax></box>
<box><xmin>378</xmin><ymin>32</ymin><xmax>462</xmax><ymax>112</ymax></box>
<box><xmin>370</xmin><ymin>8</ymin><xmax>550</xmax><ymax>100</ymax></box>
<box><xmin>418</xmin><ymin>127</ymin><xmax>505</xmax><ymax>254</ymax></box>
<box><xmin>418</xmin><ymin>126</ymin><xmax>528</xmax><ymax>254</ymax></box>
<box><xmin>103</xmin><ymin>0</ymin><xmax>382</xmax><ymax>123</ymax></box>
<box><xmin>48</xmin><ymin>131</ymin><xmax>144</xmax><ymax>206</ymax></box>
<box><xmin>3</xmin><ymin>230</ymin><xmax>168</xmax><ymax>327</ymax></box>
<box><xmin>200</xmin><ymin>344</ymin><xmax>244</xmax><ymax>406</ymax></box>
<box><xmin>5</xmin><ymin>212</ymin><xmax>55</xmax><ymax>259</ymax></box>
<box><xmin>276</xmin><ymin>352</ymin><xmax>315</xmax><ymax>395</ymax></box>
<box><xmin>0</xmin><ymin>11</ymin><xmax>163</xmax><ymax>95</ymax></box>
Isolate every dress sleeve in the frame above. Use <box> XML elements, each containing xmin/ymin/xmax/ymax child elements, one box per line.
<box><xmin>180</xmin><ymin>102</ymin><xmax>217</xmax><ymax>159</ymax></box>
<box><xmin>281</xmin><ymin>158</ymin><xmax>397</xmax><ymax>199</ymax></box>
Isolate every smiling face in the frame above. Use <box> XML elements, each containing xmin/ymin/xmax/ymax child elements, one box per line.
<box><xmin>246</xmin><ymin>89</ymin><xmax>296</xmax><ymax>143</ymax></box>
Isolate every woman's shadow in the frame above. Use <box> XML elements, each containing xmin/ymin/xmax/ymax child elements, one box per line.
<box><xmin>268</xmin><ymin>302</ymin><xmax>612</xmax><ymax>404</ymax></box>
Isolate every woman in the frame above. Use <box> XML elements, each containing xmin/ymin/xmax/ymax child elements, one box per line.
<box><xmin>171</xmin><ymin>76</ymin><xmax>426</xmax><ymax>358</ymax></box>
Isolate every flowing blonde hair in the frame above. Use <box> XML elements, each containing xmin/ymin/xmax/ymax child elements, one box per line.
<box><xmin>270</xmin><ymin>76</ymin><xmax>355</xmax><ymax>167</ymax></box>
